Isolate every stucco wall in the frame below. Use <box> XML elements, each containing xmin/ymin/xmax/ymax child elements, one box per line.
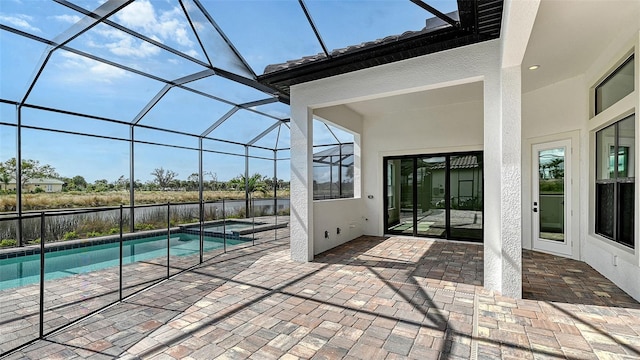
<box><xmin>360</xmin><ymin>100</ymin><xmax>484</xmax><ymax>236</ymax></box>
<box><xmin>521</xmin><ymin>30</ymin><xmax>640</xmax><ymax>301</ymax></box>
<box><xmin>310</xmin><ymin>105</ymin><xmax>365</xmax><ymax>255</ymax></box>
<box><xmin>290</xmin><ymin>39</ymin><xmax>524</xmax><ymax>297</ymax></box>
<box><xmin>581</xmin><ymin>30</ymin><xmax>640</xmax><ymax>301</ymax></box>
<box><xmin>521</xmin><ymin>75</ymin><xmax>585</xmax><ymax>258</ymax></box>
<box><xmin>313</xmin><ymin>198</ymin><xmax>364</xmax><ymax>255</ymax></box>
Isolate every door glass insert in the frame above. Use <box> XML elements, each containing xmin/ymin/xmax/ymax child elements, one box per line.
<box><xmin>387</xmin><ymin>159</ymin><xmax>414</xmax><ymax>236</ymax></box>
<box><xmin>538</xmin><ymin>148</ymin><xmax>565</xmax><ymax>241</ymax></box>
<box><xmin>450</xmin><ymin>154</ymin><xmax>483</xmax><ymax>240</ymax></box>
<box><xmin>416</xmin><ymin>157</ymin><xmax>446</xmax><ymax>238</ymax></box>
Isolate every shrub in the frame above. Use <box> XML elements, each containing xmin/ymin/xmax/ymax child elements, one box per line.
<box><xmin>63</xmin><ymin>231</ymin><xmax>79</xmax><ymax>240</ymax></box>
<box><xmin>134</xmin><ymin>223</ymin><xmax>155</xmax><ymax>231</ymax></box>
<box><xmin>0</xmin><ymin>239</ymin><xmax>17</xmax><ymax>247</ymax></box>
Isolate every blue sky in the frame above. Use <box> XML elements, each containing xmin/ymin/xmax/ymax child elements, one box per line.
<box><xmin>0</xmin><ymin>0</ymin><xmax>458</xmax><ymax>183</ymax></box>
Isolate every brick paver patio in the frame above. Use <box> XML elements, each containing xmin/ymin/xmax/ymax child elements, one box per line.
<box><xmin>3</xmin><ymin>230</ymin><xmax>639</xmax><ymax>359</ymax></box>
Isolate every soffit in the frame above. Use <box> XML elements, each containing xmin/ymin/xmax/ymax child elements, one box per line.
<box><xmin>522</xmin><ymin>0</ymin><xmax>640</xmax><ymax>93</ymax></box>
<box><xmin>344</xmin><ymin>81</ymin><xmax>483</xmax><ymax>117</ymax></box>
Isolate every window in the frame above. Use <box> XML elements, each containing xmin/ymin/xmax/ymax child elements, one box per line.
<box><xmin>595</xmin><ymin>115</ymin><xmax>635</xmax><ymax>248</ymax></box>
<box><xmin>595</xmin><ymin>55</ymin><xmax>634</xmax><ymax>115</ymax></box>
<box><xmin>313</xmin><ymin>143</ymin><xmax>354</xmax><ymax>200</ymax></box>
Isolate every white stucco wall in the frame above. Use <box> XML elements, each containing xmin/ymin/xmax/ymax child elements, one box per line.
<box><xmin>311</xmin><ymin>105</ymin><xmax>365</xmax><ymax>255</ymax></box>
<box><xmin>520</xmin><ymin>28</ymin><xmax>640</xmax><ymax>301</ymax></box>
<box><xmin>313</xmin><ymin>198</ymin><xmax>364</xmax><ymax>255</ymax></box>
<box><xmin>581</xmin><ymin>30</ymin><xmax>640</xmax><ymax>301</ymax></box>
<box><xmin>290</xmin><ymin>38</ymin><xmax>524</xmax><ymax>298</ymax></box>
<box><xmin>521</xmin><ymin>75</ymin><xmax>586</xmax><ymax>258</ymax></box>
<box><xmin>360</xmin><ymin>100</ymin><xmax>484</xmax><ymax>236</ymax></box>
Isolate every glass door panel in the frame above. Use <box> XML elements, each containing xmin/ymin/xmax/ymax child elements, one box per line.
<box><xmin>449</xmin><ymin>154</ymin><xmax>483</xmax><ymax>240</ymax></box>
<box><xmin>532</xmin><ymin>140</ymin><xmax>571</xmax><ymax>256</ymax></box>
<box><xmin>384</xmin><ymin>152</ymin><xmax>484</xmax><ymax>242</ymax></box>
<box><xmin>537</xmin><ymin>148</ymin><xmax>565</xmax><ymax>241</ymax></box>
<box><xmin>416</xmin><ymin>156</ymin><xmax>446</xmax><ymax>238</ymax></box>
<box><xmin>386</xmin><ymin>159</ymin><xmax>414</xmax><ymax>236</ymax></box>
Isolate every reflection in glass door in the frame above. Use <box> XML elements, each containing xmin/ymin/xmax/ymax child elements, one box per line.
<box><xmin>384</xmin><ymin>152</ymin><xmax>483</xmax><ymax>242</ymax></box>
<box><xmin>532</xmin><ymin>140</ymin><xmax>571</xmax><ymax>255</ymax></box>
<box><xmin>416</xmin><ymin>157</ymin><xmax>446</xmax><ymax>238</ymax></box>
<box><xmin>386</xmin><ymin>159</ymin><xmax>414</xmax><ymax>236</ymax></box>
<box><xmin>449</xmin><ymin>155</ymin><xmax>483</xmax><ymax>240</ymax></box>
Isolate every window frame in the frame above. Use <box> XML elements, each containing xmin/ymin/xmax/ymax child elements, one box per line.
<box><xmin>595</xmin><ymin>116</ymin><xmax>636</xmax><ymax>248</ymax></box>
<box><xmin>594</xmin><ymin>54</ymin><xmax>635</xmax><ymax>116</ymax></box>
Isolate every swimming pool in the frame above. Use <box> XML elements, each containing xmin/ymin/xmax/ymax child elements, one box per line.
<box><xmin>201</xmin><ymin>220</ymin><xmax>264</xmax><ymax>233</ymax></box>
<box><xmin>0</xmin><ymin>233</ymin><xmax>248</xmax><ymax>290</ymax></box>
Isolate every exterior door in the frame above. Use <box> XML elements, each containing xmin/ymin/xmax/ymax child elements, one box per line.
<box><xmin>532</xmin><ymin>140</ymin><xmax>572</xmax><ymax>255</ymax></box>
<box><xmin>384</xmin><ymin>152</ymin><xmax>483</xmax><ymax>242</ymax></box>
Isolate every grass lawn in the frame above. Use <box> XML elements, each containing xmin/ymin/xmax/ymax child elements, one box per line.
<box><xmin>0</xmin><ymin>190</ymin><xmax>290</xmax><ymax>212</ymax></box>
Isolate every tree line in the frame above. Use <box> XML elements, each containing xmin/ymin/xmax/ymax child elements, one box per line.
<box><xmin>0</xmin><ymin>159</ymin><xmax>289</xmax><ymax>193</ymax></box>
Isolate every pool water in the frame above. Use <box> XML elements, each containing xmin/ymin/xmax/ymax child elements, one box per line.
<box><xmin>0</xmin><ymin>233</ymin><xmax>248</xmax><ymax>290</ymax></box>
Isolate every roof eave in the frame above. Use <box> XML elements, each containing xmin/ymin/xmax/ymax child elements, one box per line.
<box><xmin>258</xmin><ymin>30</ymin><xmax>495</xmax><ymax>95</ymax></box>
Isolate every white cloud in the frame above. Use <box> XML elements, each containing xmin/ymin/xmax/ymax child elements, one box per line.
<box><xmin>106</xmin><ymin>36</ymin><xmax>161</xmax><ymax>58</ymax></box>
<box><xmin>52</xmin><ymin>14</ymin><xmax>82</xmax><ymax>24</ymax></box>
<box><xmin>79</xmin><ymin>1</ymin><xmax>197</xmax><ymax>61</ymax></box>
<box><xmin>0</xmin><ymin>14</ymin><xmax>40</xmax><ymax>33</ymax></box>
<box><xmin>115</xmin><ymin>0</ymin><xmax>195</xmax><ymax>48</ymax></box>
<box><xmin>185</xmin><ymin>49</ymin><xmax>200</xmax><ymax>58</ymax></box>
<box><xmin>57</xmin><ymin>52</ymin><xmax>128</xmax><ymax>84</ymax></box>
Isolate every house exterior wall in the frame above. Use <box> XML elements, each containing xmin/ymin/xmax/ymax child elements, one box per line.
<box><xmin>290</xmin><ymin>39</ymin><xmax>525</xmax><ymax>298</ymax></box>
<box><xmin>313</xmin><ymin>105</ymin><xmax>364</xmax><ymax>256</ymax></box>
<box><xmin>360</xmin><ymin>100</ymin><xmax>484</xmax><ymax>237</ymax></box>
<box><xmin>5</xmin><ymin>181</ymin><xmax>63</xmax><ymax>193</ymax></box>
<box><xmin>521</xmin><ymin>29</ymin><xmax>640</xmax><ymax>301</ymax></box>
<box><xmin>583</xmin><ymin>31</ymin><xmax>639</xmax><ymax>301</ymax></box>
<box><xmin>521</xmin><ymin>75</ymin><xmax>586</xmax><ymax>259</ymax></box>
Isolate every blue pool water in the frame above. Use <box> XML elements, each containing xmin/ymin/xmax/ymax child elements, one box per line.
<box><xmin>0</xmin><ymin>233</ymin><xmax>248</xmax><ymax>290</ymax></box>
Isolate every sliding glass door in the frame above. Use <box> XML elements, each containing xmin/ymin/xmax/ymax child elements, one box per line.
<box><xmin>384</xmin><ymin>152</ymin><xmax>483</xmax><ymax>242</ymax></box>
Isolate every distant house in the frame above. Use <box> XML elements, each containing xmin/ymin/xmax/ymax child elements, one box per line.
<box><xmin>5</xmin><ymin>178</ymin><xmax>64</xmax><ymax>193</ymax></box>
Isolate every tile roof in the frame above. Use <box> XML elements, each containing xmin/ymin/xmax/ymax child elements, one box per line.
<box><xmin>425</xmin><ymin>155</ymin><xmax>480</xmax><ymax>170</ymax></box>
<box><xmin>263</xmin><ymin>12</ymin><xmax>460</xmax><ymax>75</ymax></box>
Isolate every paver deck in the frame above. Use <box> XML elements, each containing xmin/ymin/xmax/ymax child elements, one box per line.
<box><xmin>2</xmin><ymin>232</ymin><xmax>639</xmax><ymax>359</ymax></box>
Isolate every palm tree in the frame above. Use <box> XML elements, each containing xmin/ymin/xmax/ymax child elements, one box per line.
<box><xmin>228</xmin><ymin>173</ymin><xmax>268</xmax><ymax>195</ymax></box>
<box><xmin>228</xmin><ymin>173</ymin><xmax>269</xmax><ymax>218</ymax></box>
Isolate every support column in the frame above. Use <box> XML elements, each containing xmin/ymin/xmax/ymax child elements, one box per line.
<box><xmin>290</xmin><ymin>102</ymin><xmax>314</xmax><ymax>262</ymax></box>
<box><xmin>484</xmin><ymin>65</ymin><xmax>522</xmax><ymax>299</ymax></box>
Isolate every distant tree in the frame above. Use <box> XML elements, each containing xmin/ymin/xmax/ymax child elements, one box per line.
<box><xmin>92</xmin><ymin>179</ymin><xmax>110</xmax><ymax>192</ymax></box>
<box><xmin>0</xmin><ymin>165</ymin><xmax>10</xmax><ymax>190</ymax></box>
<box><xmin>114</xmin><ymin>175</ymin><xmax>129</xmax><ymax>191</ymax></box>
<box><xmin>186</xmin><ymin>173</ymin><xmax>199</xmax><ymax>191</ymax></box>
<box><xmin>72</xmin><ymin>175</ymin><xmax>88</xmax><ymax>190</ymax></box>
<box><xmin>204</xmin><ymin>171</ymin><xmax>218</xmax><ymax>190</ymax></box>
<box><xmin>228</xmin><ymin>173</ymin><xmax>268</xmax><ymax>195</ymax></box>
<box><xmin>151</xmin><ymin>167</ymin><xmax>178</xmax><ymax>189</ymax></box>
<box><xmin>2</xmin><ymin>158</ymin><xmax>58</xmax><ymax>189</ymax></box>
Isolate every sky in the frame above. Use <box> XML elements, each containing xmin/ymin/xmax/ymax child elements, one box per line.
<box><xmin>0</xmin><ymin>0</ymin><xmax>458</xmax><ymax>183</ymax></box>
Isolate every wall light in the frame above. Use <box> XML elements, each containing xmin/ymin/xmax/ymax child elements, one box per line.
<box><xmin>528</xmin><ymin>65</ymin><xmax>540</xmax><ymax>70</ymax></box>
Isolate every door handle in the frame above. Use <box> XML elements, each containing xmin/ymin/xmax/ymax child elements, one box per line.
<box><xmin>533</xmin><ymin>207</ymin><xmax>538</xmax><ymax>212</ymax></box>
